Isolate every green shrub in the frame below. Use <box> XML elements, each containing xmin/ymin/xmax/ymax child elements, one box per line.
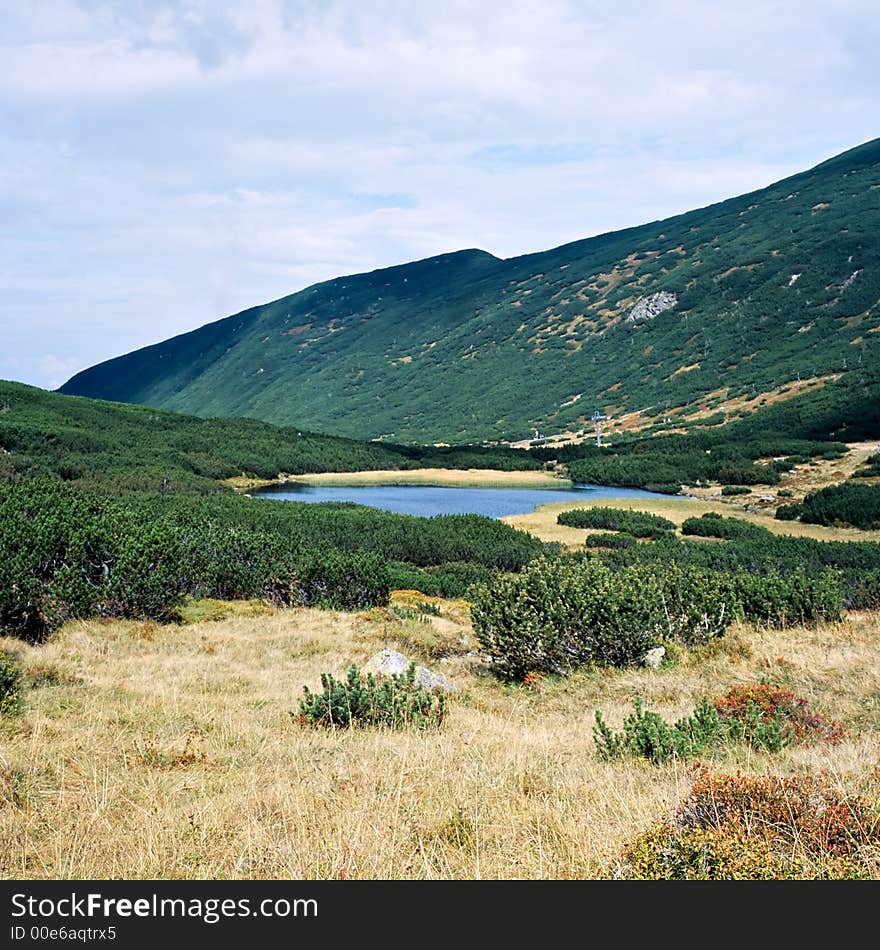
<box><xmin>681</xmin><ymin>513</ymin><xmax>772</xmax><ymax>541</ymax></box>
<box><xmin>0</xmin><ymin>652</ymin><xmax>22</xmax><ymax>716</ymax></box>
<box><xmin>584</xmin><ymin>532</ymin><xmax>638</xmax><ymax>549</ymax></box>
<box><xmin>721</xmin><ymin>485</ymin><xmax>751</xmax><ymax>496</ymax></box>
<box><xmin>777</xmin><ymin>482</ymin><xmax>880</xmax><ymax>529</ymax></box>
<box><xmin>295</xmin><ymin>663</ymin><xmax>446</xmax><ymax>729</ymax></box>
<box><xmin>842</xmin><ymin>568</ymin><xmax>880</xmax><ymax>609</ymax></box>
<box><xmin>593</xmin><ymin>696</ymin><xmax>792</xmax><ymax>764</ymax></box>
<box><xmin>0</xmin><ymin>482</ymin><xmax>395</xmax><ymax>641</ymax></box>
<box><xmin>728</xmin><ymin>567</ymin><xmax>842</xmax><ymax>626</ymax></box>
<box><xmin>386</xmin><ymin>561</ymin><xmax>495</xmax><ymax>598</ymax></box>
<box><xmin>271</xmin><ymin>549</ymin><xmax>390</xmax><ymax>611</ymax></box>
<box><xmin>853</xmin><ymin>452</ymin><xmax>880</xmax><ymax>478</ymax></box>
<box><xmin>557</xmin><ymin>507</ymin><xmax>676</xmax><ymax>538</ymax></box>
<box><xmin>470</xmin><ymin>556</ymin><xmax>730</xmax><ymax>680</ymax></box>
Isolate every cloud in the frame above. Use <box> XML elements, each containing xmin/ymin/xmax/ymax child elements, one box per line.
<box><xmin>1</xmin><ymin>0</ymin><xmax>878</xmax><ymax>389</ymax></box>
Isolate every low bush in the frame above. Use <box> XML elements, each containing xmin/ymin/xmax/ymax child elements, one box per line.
<box><xmin>734</xmin><ymin>567</ymin><xmax>842</xmax><ymax>626</ymax></box>
<box><xmin>470</xmin><ymin>557</ymin><xmax>730</xmax><ymax>680</ymax></box>
<box><xmin>681</xmin><ymin>513</ymin><xmax>772</xmax><ymax>541</ymax></box>
<box><xmin>0</xmin><ymin>482</ymin><xmax>394</xmax><ymax>641</ymax></box>
<box><xmin>386</xmin><ymin>561</ymin><xmax>495</xmax><ymax>598</ymax></box>
<box><xmin>295</xmin><ymin>663</ymin><xmax>446</xmax><ymax>729</ymax></box>
<box><xmin>714</xmin><ymin>683</ymin><xmax>843</xmax><ymax>743</ymax></box>
<box><xmin>594</xmin><ymin>696</ymin><xmax>792</xmax><ymax>764</ymax></box>
<box><xmin>777</xmin><ymin>482</ymin><xmax>880</xmax><ymax>529</ymax></box>
<box><xmin>557</xmin><ymin>507</ymin><xmax>676</xmax><ymax>538</ymax></box>
<box><xmin>0</xmin><ymin>652</ymin><xmax>22</xmax><ymax>716</ymax></box>
<box><xmin>471</xmin><ymin>551</ymin><xmax>841</xmax><ymax>681</ymax></box>
<box><xmin>613</xmin><ymin>768</ymin><xmax>880</xmax><ymax>879</ymax></box>
<box><xmin>721</xmin><ymin>485</ymin><xmax>751</xmax><ymax>496</ymax></box>
<box><xmin>842</xmin><ymin>568</ymin><xmax>880</xmax><ymax>609</ymax></box>
<box><xmin>853</xmin><ymin>452</ymin><xmax>880</xmax><ymax>478</ymax></box>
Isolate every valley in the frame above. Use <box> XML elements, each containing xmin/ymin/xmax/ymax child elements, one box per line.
<box><xmin>3</xmin><ymin>139</ymin><xmax>880</xmax><ymax>882</ymax></box>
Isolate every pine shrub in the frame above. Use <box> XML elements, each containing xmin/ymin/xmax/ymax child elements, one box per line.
<box><xmin>470</xmin><ymin>556</ymin><xmax>730</xmax><ymax>680</ymax></box>
<box><xmin>0</xmin><ymin>652</ymin><xmax>22</xmax><ymax>716</ymax></box>
<box><xmin>296</xmin><ymin>663</ymin><xmax>446</xmax><ymax>729</ymax></box>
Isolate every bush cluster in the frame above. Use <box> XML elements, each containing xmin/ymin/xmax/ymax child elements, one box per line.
<box><xmin>471</xmin><ymin>553</ymin><xmax>843</xmax><ymax>680</ymax></box>
<box><xmin>0</xmin><ymin>482</ymin><xmax>390</xmax><ymax>641</ymax></box>
<box><xmin>556</xmin><ymin>507</ymin><xmax>676</xmax><ymax>538</ymax></box>
<box><xmin>853</xmin><ymin>452</ymin><xmax>880</xmax><ymax>478</ymax></box>
<box><xmin>614</xmin><ymin>768</ymin><xmax>880</xmax><ymax>879</ymax></box>
<box><xmin>0</xmin><ymin>479</ymin><xmax>547</xmax><ymax>640</ymax></box>
<box><xmin>777</xmin><ymin>482</ymin><xmax>880</xmax><ymax>529</ymax></box>
<box><xmin>681</xmin><ymin>513</ymin><xmax>771</xmax><ymax>541</ymax></box>
<box><xmin>596</xmin><ymin>684</ymin><xmax>840</xmax><ymax>764</ymax></box>
<box><xmin>295</xmin><ymin>663</ymin><xmax>446</xmax><ymax>729</ymax></box>
<box><xmin>470</xmin><ymin>556</ymin><xmax>730</xmax><ymax>680</ymax></box>
<box><xmin>594</xmin><ymin>696</ymin><xmax>792</xmax><ymax>764</ymax></box>
<box><xmin>589</xmin><ymin>527</ymin><xmax>863</xmax><ymax>609</ymax></box>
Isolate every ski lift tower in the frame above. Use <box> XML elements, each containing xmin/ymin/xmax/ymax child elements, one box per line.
<box><xmin>592</xmin><ymin>410</ymin><xmax>607</xmax><ymax>448</ymax></box>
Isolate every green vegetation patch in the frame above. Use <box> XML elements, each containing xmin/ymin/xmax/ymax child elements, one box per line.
<box><xmin>470</xmin><ymin>554</ymin><xmax>842</xmax><ymax>681</ymax></box>
<box><xmin>556</xmin><ymin>506</ymin><xmax>675</xmax><ymax>538</ymax></box>
<box><xmin>778</xmin><ymin>482</ymin><xmax>880</xmax><ymax>529</ymax></box>
<box><xmin>295</xmin><ymin>663</ymin><xmax>447</xmax><ymax>729</ymax></box>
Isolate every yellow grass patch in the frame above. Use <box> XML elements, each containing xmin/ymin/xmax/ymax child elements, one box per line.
<box><xmin>258</xmin><ymin>469</ymin><xmax>570</xmax><ymax>489</ymax></box>
<box><xmin>501</xmin><ymin>488</ymin><xmax>880</xmax><ymax>545</ymax></box>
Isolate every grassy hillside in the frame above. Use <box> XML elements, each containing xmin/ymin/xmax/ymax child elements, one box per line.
<box><xmin>61</xmin><ymin>138</ymin><xmax>880</xmax><ymax>443</ymax></box>
<box><xmin>0</xmin><ymin>380</ymin><xmax>539</xmax><ymax>493</ymax></box>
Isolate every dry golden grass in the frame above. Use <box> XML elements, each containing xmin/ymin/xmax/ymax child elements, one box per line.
<box><xmin>225</xmin><ymin>469</ymin><xmax>568</xmax><ymax>491</ymax></box>
<box><xmin>502</xmin><ymin>491</ymin><xmax>880</xmax><ymax>547</ymax></box>
<box><xmin>2</xmin><ymin>598</ymin><xmax>878</xmax><ymax>880</ymax></box>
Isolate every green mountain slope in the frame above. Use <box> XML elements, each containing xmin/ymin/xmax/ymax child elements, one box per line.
<box><xmin>0</xmin><ymin>380</ymin><xmax>539</xmax><ymax>493</ymax></box>
<box><xmin>60</xmin><ymin>139</ymin><xmax>880</xmax><ymax>443</ymax></box>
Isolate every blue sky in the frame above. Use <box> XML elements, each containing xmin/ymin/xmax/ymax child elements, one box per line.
<box><xmin>2</xmin><ymin>0</ymin><xmax>878</xmax><ymax>389</ymax></box>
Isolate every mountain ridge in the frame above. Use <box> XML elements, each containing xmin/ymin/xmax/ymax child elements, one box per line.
<box><xmin>61</xmin><ymin>138</ymin><xmax>880</xmax><ymax>443</ymax></box>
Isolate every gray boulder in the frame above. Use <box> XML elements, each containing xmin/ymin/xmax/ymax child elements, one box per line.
<box><xmin>365</xmin><ymin>649</ymin><xmax>460</xmax><ymax>693</ymax></box>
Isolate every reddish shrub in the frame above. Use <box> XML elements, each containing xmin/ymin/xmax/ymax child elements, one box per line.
<box><xmin>614</xmin><ymin>767</ymin><xmax>880</xmax><ymax>879</ymax></box>
<box><xmin>713</xmin><ymin>683</ymin><xmax>844</xmax><ymax>744</ymax></box>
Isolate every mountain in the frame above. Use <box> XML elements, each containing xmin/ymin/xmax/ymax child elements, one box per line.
<box><xmin>61</xmin><ymin>139</ymin><xmax>880</xmax><ymax>444</ymax></box>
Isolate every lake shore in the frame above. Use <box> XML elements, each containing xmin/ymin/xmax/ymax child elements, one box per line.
<box><xmin>228</xmin><ymin>468</ymin><xmax>571</xmax><ymax>491</ymax></box>
<box><xmin>502</xmin><ymin>494</ymin><xmax>880</xmax><ymax>546</ymax></box>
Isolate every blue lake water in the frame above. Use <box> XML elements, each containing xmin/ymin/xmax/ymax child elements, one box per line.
<box><xmin>253</xmin><ymin>482</ymin><xmax>676</xmax><ymax>519</ymax></box>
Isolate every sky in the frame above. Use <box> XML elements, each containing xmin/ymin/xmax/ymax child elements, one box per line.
<box><xmin>2</xmin><ymin>1</ymin><xmax>878</xmax><ymax>390</ymax></box>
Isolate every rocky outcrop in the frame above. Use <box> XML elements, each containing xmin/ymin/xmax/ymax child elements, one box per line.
<box><xmin>365</xmin><ymin>649</ymin><xmax>460</xmax><ymax>693</ymax></box>
<box><xmin>626</xmin><ymin>291</ymin><xmax>677</xmax><ymax>324</ymax></box>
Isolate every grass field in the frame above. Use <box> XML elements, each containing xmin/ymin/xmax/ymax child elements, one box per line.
<box><xmin>502</xmin><ymin>493</ymin><xmax>880</xmax><ymax>547</ymax></box>
<box><xmin>2</xmin><ymin>592</ymin><xmax>877</xmax><ymax>880</ymax></box>
<box><xmin>228</xmin><ymin>468</ymin><xmax>569</xmax><ymax>491</ymax></box>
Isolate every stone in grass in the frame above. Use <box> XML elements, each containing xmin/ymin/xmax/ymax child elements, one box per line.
<box><xmin>643</xmin><ymin>646</ymin><xmax>666</xmax><ymax>670</ymax></box>
<box><xmin>365</xmin><ymin>649</ymin><xmax>460</xmax><ymax>694</ymax></box>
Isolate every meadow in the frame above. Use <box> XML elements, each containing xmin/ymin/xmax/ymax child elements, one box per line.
<box><xmin>1</xmin><ymin>591</ymin><xmax>877</xmax><ymax>879</ymax></box>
